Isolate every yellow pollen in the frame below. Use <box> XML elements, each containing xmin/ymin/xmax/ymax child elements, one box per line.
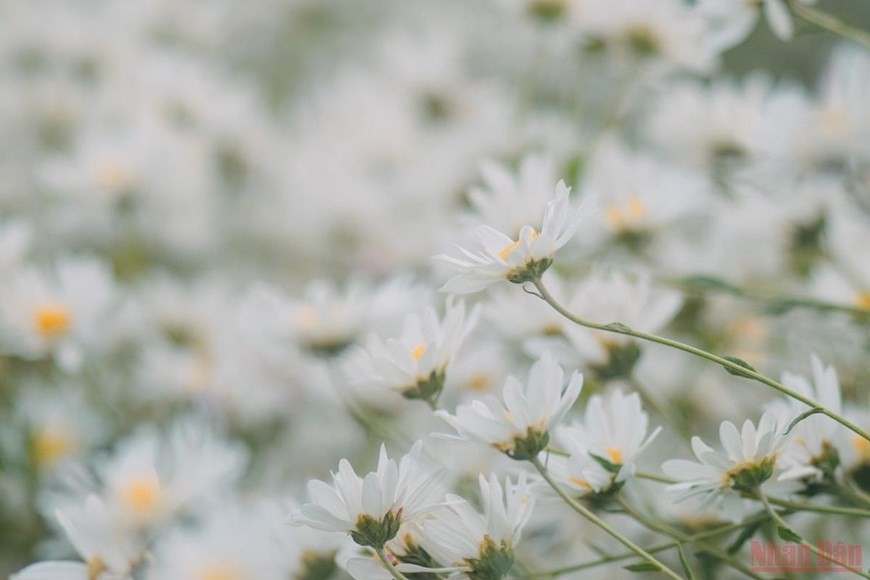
<box><xmin>605</xmin><ymin>447</ymin><xmax>623</xmax><ymax>464</ymax></box>
<box><xmin>34</xmin><ymin>304</ymin><xmax>72</xmax><ymax>339</ymax></box>
<box><xmin>854</xmin><ymin>291</ymin><xmax>870</xmax><ymax>311</ymax></box>
<box><xmin>410</xmin><ymin>342</ymin><xmax>427</xmax><ymax>360</ymax></box>
<box><xmin>120</xmin><ymin>478</ymin><xmax>162</xmax><ymax>515</ymax></box>
<box><xmin>605</xmin><ymin>197</ymin><xmax>646</xmax><ymax>230</ymax></box>
<box><xmin>87</xmin><ymin>556</ymin><xmax>107</xmax><ymax>580</ymax></box>
<box><xmin>853</xmin><ymin>435</ymin><xmax>870</xmax><ymax>460</ymax></box>
<box><xmin>198</xmin><ymin>564</ymin><xmax>243</xmax><ymax>580</ymax></box>
<box><xmin>469</xmin><ymin>374</ymin><xmax>492</xmax><ymax>392</ymax></box>
<box><xmin>32</xmin><ymin>429</ymin><xmax>74</xmax><ymax>470</ymax></box>
<box><xmin>570</xmin><ymin>476</ymin><xmax>592</xmax><ymax>490</ymax></box>
<box><xmin>95</xmin><ymin>161</ymin><xmax>131</xmax><ymax>190</ymax></box>
<box><xmin>499</xmin><ymin>229</ymin><xmax>538</xmax><ymax>260</ymax></box>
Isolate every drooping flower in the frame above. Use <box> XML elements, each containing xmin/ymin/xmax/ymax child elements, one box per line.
<box><xmin>436</xmin><ymin>352</ymin><xmax>583</xmax><ymax>460</ymax></box>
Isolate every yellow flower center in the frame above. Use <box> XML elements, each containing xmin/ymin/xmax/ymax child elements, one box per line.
<box><xmin>605</xmin><ymin>447</ymin><xmax>623</xmax><ymax>464</ymax></box>
<box><xmin>120</xmin><ymin>477</ymin><xmax>162</xmax><ymax>516</ymax></box>
<box><xmin>499</xmin><ymin>229</ymin><xmax>538</xmax><ymax>260</ymax></box>
<box><xmin>34</xmin><ymin>304</ymin><xmax>72</xmax><ymax>339</ymax></box>
<box><xmin>605</xmin><ymin>197</ymin><xmax>646</xmax><ymax>231</ymax></box>
<box><xmin>32</xmin><ymin>429</ymin><xmax>74</xmax><ymax>470</ymax></box>
<box><xmin>199</xmin><ymin>563</ymin><xmax>243</xmax><ymax>580</ymax></box>
<box><xmin>853</xmin><ymin>435</ymin><xmax>870</xmax><ymax>461</ymax></box>
<box><xmin>469</xmin><ymin>373</ymin><xmax>492</xmax><ymax>392</ymax></box>
<box><xmin>95</xmin><ymin>160</ymin><xmax>132</xmax><ymax>190</ymax></box>
<box><xmin>570</xmin><ymin>476</ymin><xmax>592</xmax><ymax>490</ymax></box>
<box><xmin>854</xmin><ymin>291</ymin><xmax>870</xmax><ymax>311</ymax></box>
<box><xmin>815</xmin><ymin>107</ymin><xmax>850</xmax><ymax>138</ymax></box>
<box><xmin>87</xmin><ymin>556</ymin><xmax>107</xmax><ymax>580</ymax></box>
<box><xmin>410</xmin><ymin>342</ymin><xmax>427</xmax><ymax>360</ymax></box>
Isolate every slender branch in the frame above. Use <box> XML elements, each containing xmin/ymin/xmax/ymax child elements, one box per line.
<box><xmin>767</xmin><ymin>496</ymin><xmax>870</xmax><ymax>519</ymax></box>
<box><xmin>531</xmin><ymin>279</ymin><xmax>870</xmax><ymax>442</ymax></box>
<box><xmin>530</xmin><ymin>457</ymin><xmax>684</xmax><ymax>580</ymax></box>
<box><xmin>376</xmin><ymin>548</ymin><xmax>411</xmax><ymax>580</ymax></box>
<box><xmin>638</xmin><ymin>472</ymin><xmax>870</xmax><ymax>517</ymax></box>
<box><xmin>636</xmin><ymin>471</ymin><xmax>678</xmax><ymax>484</ymax></box>
<box><xmin>790</xmin><ymin>0</ymin><xmax>870</xmax><ymax>49</ymax></box>
<box><xmin>616</xmin><ymin>497</ymin><xmax>764</xmax><ymax>580</ymax></box>
<box><xmin>756</xmin><ymin>489</ymin><xmax>870</xmax><ymax>579</ymax></box>
<box><xmin>671</xmin><ymin>275</ymin><xmax>870</xmax><ymax>319</ymax></box>
<box><xmin>526</xmin><ymin>511</ymin><xmax>778</xmax><ymax>577</ymax></box>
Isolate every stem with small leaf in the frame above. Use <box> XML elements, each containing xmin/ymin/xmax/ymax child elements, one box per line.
<box><xmin>530</xmin><ymin>279</ymin><xmax>870</xmax><ymax>443</ymax></box>
<box><xmin>756</xmin><ymin>488</ymin><xmax>870</xmax><ymax>579</ymax></box>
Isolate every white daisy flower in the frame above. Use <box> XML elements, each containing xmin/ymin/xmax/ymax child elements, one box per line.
<box><xmin>0</xmin><ymin>256</ymin><xmax>116</xmax><ymax>371</ymax></box>
<box><xmin>436</xmin><ymin>352</ymin><xmax>583</xmax><ymax>460</ymax></box>
<box><xmin>554</xmin><ymin>390</ymin><xmax>662</xmax><ymax>495</ymax></box>
<box><xmin>344</xmin><ymin>299</ymin><xmax>479</xmax><ymax>408</ymax></box>
<box><xmin>346</xmin><ymin>473</ymin><xmax>534</xmax><ymax>580</ymax></box>
<box><xmin>771</xmin><ymin>355</ymin><xmax>846</xmax><ymax>484</ymax></box>
<box><xmin>14</xmin><ymin>494</ymin><xmax>141</xmax><ymax>580</ymax></box>
<box><xmin>435</xmin><ymin>182</ymin><xmax>584</xmax><ymax>294</ymax></box>
<box><xmin>662</xmin><ymin>411</ymin><xmax>789</xmax><ymax>521</ymax></box>
<box><xmin>294</xmin><ymin>442</ymin><xmax>445</xmax><ymax>549</ymax></box>
<box><xmin>419</xmin><ymin>473</ymin><xmax>534</xmax><ymax>577</ymax></box>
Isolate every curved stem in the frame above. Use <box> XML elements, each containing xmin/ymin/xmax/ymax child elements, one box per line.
<box><xmin>531</xmin><ymin>279</ymin><xmax>870</xmax><ymax>442</ymax></box>
<box><xmin>637</xmin><ymin>472</ymin><xmax>870</xmax><ymax>517</ymax></box>
<box><xmin>526</xmin><ymin>511</ymin><xmax>779</xmax><ymax>577</ymax></box>
<box><xmin>616</xmin><ymin>497</ymin><xmax>764</xmax><ymax>580</ymax></box>
<box><xmin>790</xmin><ymin>0</ymin><xmax>870</xmax><ymax>49</ymax></box>
<box><xmin>767</xmin><ymin>496</ymin><xmax>870</xmax><ymax>519</ymax></box>
<box><xmin>756</xmin><ymin>489</ymin><xmax>870</xmax><ymax>579</ymax></box>
<box><xmin>530</xmin><ymin>457</ymin><xmax>684</xmax><ymax>580</ymax></box>
<box><xmin>376</xmin><ymin>548</ymin><xmax>410</xmax><ymax>580</ymax></box>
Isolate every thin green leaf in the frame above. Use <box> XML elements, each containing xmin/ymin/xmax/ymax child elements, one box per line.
<box><xmin>677</xmin><ymin>544</ymin><xmax>696</xmax><ymax>580</ymax></box>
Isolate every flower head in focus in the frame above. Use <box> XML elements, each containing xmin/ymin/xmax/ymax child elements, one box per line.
<box><xmin>436</xmin><ymin>352</ymin><xmax>583</xmax><ymax>460</ymax></box>
<box><xmin>294</xmin><ymin>442</ymin><xmax>445</xmax><ymax>549</ymax></box>
<box><xmin>662</xmin><ymin>410</ymin><xmax>790</xmax><ymax>521</ymax></box>
<box><xmin>345</xmin><ymin>473</ymin><xmax>534</xmax><ymax>580</ymax></box>
<box><xmin>435</xmin><ymin>182</ymin><xmax>584</xmax><ymax>294</ymax></box>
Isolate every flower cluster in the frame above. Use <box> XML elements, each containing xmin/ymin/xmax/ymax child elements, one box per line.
<box><xmin>2</xmin><ymin>0</ymin><xmax>870</xmax><ymax>579</ymax></box>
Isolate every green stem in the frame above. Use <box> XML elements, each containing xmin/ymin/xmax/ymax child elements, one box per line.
<box><xmin>790</xmin><ymin>0</ymin><xmax>870</xmax><ymax>49</ymax></box>
<box><xmin>638</xmin><ymin>472</ymin><xmax>870</xmax><ymax>517</ymax></box>
<box><xmin>671</xmin><ymin>275</ymin><xmax>870</xmax><ymax>319</ymax></box>
<box><xmin>767</xmin><ymin>496</ymin><xmax>870</xmax><ymax>518</ymax></box>
<box><xmin>530</xmin><ymin>457</ymin><xmax>684</xmax><ymax>580</ymax></box>
<box><xmin>616</xmin><ymin>497</ymin><xmax>764</xmax><ymax>580</ymax></box>
<box><xmin>526</xmin><ymin>511</ymin><xmax>778</xmax><ymax>577</ymax></box>
<box><xmin>636</xmin><ymin>471</ymin><xmax>678</xmax><ymax>484</ymax></box>
<box><xmin>531</xmin><ymin>279</ymin><xmax>870</xmax><ymax>443</ymax></box>
<box><xmin>756</xmin><ymin>489</ymin><xmax>870</xmax><ymax>579</ymax></box>
<box><xmin>376</xmin><ymin>548</ymin><xmax>410</xmax><ymax>580</ymax></box>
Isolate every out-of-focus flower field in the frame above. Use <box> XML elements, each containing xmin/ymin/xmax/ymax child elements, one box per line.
<box><xmin>1</xmin><ymin>0</ymin><xmax>869</xmax><ymax>578</ymax></box>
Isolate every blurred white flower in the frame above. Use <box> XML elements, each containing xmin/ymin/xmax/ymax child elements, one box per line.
<box><xmin>0</xmin><ymin>256</ymin><xmax>116</xmax><ymax>371</ymax></box>
<box><xmin>345</xmin><ymin>299</ymin><xmax>479</xmax><ymax>408</ymax></box>
<box><xmin>553</xmin><ymin>390</ymin><xmax>662</xmax><ymax>494</ymax></box>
